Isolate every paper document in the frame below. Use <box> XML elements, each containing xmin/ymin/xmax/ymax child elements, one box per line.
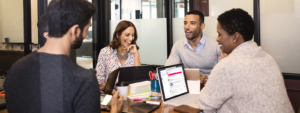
<box><xmin>187</xmin><ymin>80</ymin><xmax>200</xmax><ymax>94</ymax></box>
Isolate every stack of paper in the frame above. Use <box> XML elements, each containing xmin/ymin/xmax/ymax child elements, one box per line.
<box><xmin>127</xmin><ymin>92</ymin><xmax>151</xmax><ymax>100</ymax></box>
<box><xmin>127</xmin><ymin>81</ymin><xmax>151</xmax><ymax>99</ymax></box>
<box><xmin>187</xmin><ymin>80</ymin><xmax>200</xmax><ymax>94</ymax></box>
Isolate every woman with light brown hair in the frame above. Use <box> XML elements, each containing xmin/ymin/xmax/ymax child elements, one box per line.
<box><xmin>96</xmin><ymin>20</ymin><xmax>141</xmax><ymax>86</ymax></box>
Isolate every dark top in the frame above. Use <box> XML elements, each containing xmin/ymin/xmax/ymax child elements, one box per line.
<box><xmin>4</xmin><ymin>51</ymin><xmax>100</xmax><ymax>113</ymax></box>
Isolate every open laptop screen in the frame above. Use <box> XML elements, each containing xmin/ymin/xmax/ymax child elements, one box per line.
<box><xmin>157</xmin><ymin>63</ymin><xmax>189</xmax><ymax>101</ymax></box>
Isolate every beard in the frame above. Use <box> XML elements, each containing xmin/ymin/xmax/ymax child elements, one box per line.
<box><xmin>186</xmin><ymin>34</ymin><xmax>197</xmax><ymax>40</ymax></box>
<box><xmin>185</xmin><ymin>28</ymin><xmax>201</xmax><ymax>41</ymax></box>
<box><xmin>71</xmin><ymin>32</ymin><xmax>84</xmax><ymax>49</ymax></box>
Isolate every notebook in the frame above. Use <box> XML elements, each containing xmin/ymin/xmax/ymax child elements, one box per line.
<box><xmin>156</xmin><ymin>63</ymin><xmax>199</xmax><ymax>108</ymax></box>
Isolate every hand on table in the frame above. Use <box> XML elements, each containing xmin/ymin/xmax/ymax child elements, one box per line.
<box><xmin>99</xmin><ymin>83</ymin><xmax>106</xmax><ymax>91</ymax></box>
<box><xmin>200</xmin><ymin>75</ymin><xmax>208</xmax><ymax>90</ymax></box>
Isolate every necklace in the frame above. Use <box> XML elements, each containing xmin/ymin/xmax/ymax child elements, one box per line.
<box><xmin>117</xmin><ymin>49</ymin><xmax>128</xmax><ymax>60</ymax></box>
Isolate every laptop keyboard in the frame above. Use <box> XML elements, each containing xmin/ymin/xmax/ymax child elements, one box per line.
<box><xmin>166</xmin><ymin>94</ymin><xmax>199</xmax><ymax>108</ymax></box>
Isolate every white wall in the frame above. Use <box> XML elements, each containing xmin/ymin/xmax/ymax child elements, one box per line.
<box><xmin>0</xmin><ymin>0</ymin><xmax>24</xmax><ymax>43</ymax></box>
<box><xmin>209</xmin><ymin>0</ymin><xmax>253</xmax><ymax>16</ymax></box>
<box><xmin>31</xmin><ymin>0</ymin><xmax>38</xmax><ymax>44</ymax></box>
<box><xmin>0</xmin><ymin>0</ymin><xmax>38</xmax><ymax>44</ymax></box>
<box><xmin>110</xmin><ymin>19</ymin><xmax>167</xmax><ymax>65</ymax></box>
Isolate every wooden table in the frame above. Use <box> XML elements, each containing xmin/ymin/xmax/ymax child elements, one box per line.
<box><xmin>150</xmin><ymin>100</ymin><xmax>179</xmax><ymax>113</ymax></box>
<box><xmin>0</xmin><ymin>100</ymin><xmax>180</xmax><ymax>113</ymax></box>
<box><xmin>102</xmin><ymin>100</ymin><xmax>180</xmax><ymax>113</ymax></box>
<box><xmin>0</xmin><ymin>109</ymin><xmax>7</xmax><ymax>113</ymax></box>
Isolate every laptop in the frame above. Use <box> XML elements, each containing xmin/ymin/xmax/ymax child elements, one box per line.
<box><xmin>156</xmin><ymin>63</ymin><xmax>199</xmax><ymax>108</ymax></box>
<box><xmin>122</xmin><ymin>100</ymin><xmax>160</xmax><ymax>113</ymax></box>
<box><xmin>103</xmin><ymin>68</ymin><xmax>120</xmax><ymax>95</ymax></box>
<box><xmin>184</xmin><ymin>68</ymin><xmax>201</xmax><ymax>80</ymax></box>
<box><xmin>118</xmin><ymin>65</ymin><xmax>153</xmax><ymax>84</ymax></box>
<box><xmin>104</xmin><ymin>65</ymin><xmax>153</xmax><ymax>94</ymax></box>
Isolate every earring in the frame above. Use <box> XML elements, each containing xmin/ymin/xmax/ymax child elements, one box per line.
<box><xmin>234</xmin><ymin>40</ymin><xmax>236</xmax><ymax>43</ymax></box>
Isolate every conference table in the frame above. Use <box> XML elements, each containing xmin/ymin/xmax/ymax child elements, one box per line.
<box><xmin>102</xmin><ymin>100</ymin><xmax>182</xmax><ymax>113</ymax></box>
<box><xmin>0</xmin><ymin>101</ymin><xmax>184</xmax><ymax>113</ymax></box>
<box><xmin>0</xmin><ymin>99</ymin><xmax>192</xmax><ymax>113</ymax></box>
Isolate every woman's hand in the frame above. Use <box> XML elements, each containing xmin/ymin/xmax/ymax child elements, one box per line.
<box><xmin>126</xmin><ymin>44</ymin><xmax>138</xmax><ymax>55</ymax></box>
<box><xmin>124</xmin><ymin>44</ymin><xmax>141</xmax><ymax>66</ymax></box>
<box><xmin>99</xmin><ymin>83</ymin><xmax>106</xmax><ymax>91</ymax></box>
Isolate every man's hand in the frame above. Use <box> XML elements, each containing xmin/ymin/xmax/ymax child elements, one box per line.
<box><xmin>200</xmin><ymin>75</ymin><xmax>208</xmax><ymax>90</ymax></box>
<box><xmin>110</xmin><ymin>91</ymin><xmax>124</xmax><ymax>113</ymax></box>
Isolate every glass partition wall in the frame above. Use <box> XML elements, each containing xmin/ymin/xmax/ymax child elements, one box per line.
<box><xmin>260</xmin><ymin>0</ymin><xmax>300</xmax><ymax>74</ymax></box>
<box><xmin>173</xmin><ymin>0</ymin><xmax>253</xmax><ymax>44</ymax></box>
<box><xmin>110</xmin><ymin>0</ymin><xmax>167</xmax><ymax>65</ymax></box>
<box><xmin>18</xmin><ymin>0</ymin><xmax>300</xmax><ymax>74</ymax></box>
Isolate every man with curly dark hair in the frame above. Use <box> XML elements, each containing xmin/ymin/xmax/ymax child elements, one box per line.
<box><xmin>198</xmin><ymin>8</ymin><xmax>293</xmax><ymax>113</ymax></box>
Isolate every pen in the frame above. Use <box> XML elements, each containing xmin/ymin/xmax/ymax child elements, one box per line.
<box><xmin>133</xmin><ymin>98</ymin><xmax>146</xmax><ymax>101</ymax></box>
<box><xmin>132</xmin><ymin>95</ymin><xmax>151</xmax><ymax>101</ymax></box>
<box><xmin>133</xmin><ymin>98</ymin><xmax>142</xmax><ymax>101</ymax></box>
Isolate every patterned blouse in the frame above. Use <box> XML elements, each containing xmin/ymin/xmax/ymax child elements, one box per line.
<box><xmin>96</xmin><ymin>47</ymin><xmax>141</xmax><ymax>84</ymax></box>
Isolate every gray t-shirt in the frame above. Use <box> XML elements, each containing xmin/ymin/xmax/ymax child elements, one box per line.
<box><xmin>4</xmin><ymin>51</ymin><xmax>100</xmax><ymax>113</ymax></box>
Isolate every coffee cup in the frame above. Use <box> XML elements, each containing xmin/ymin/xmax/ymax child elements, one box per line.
<box><xmin>116</xmin><ymin>81</ymin><xmax>129</xmax><ymax>100</ymax></box>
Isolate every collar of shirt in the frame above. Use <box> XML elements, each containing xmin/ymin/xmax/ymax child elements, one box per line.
<box><xmin>184</xmin><ymin>33</ymin><xmax>206</xmax><ymax>53</ymax></box>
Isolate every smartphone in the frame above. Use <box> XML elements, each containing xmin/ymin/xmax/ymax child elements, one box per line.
<box><xmin>100</xmin><ymin>94</ymin><xmax>112</xmax><ymax>106</ymax></box>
